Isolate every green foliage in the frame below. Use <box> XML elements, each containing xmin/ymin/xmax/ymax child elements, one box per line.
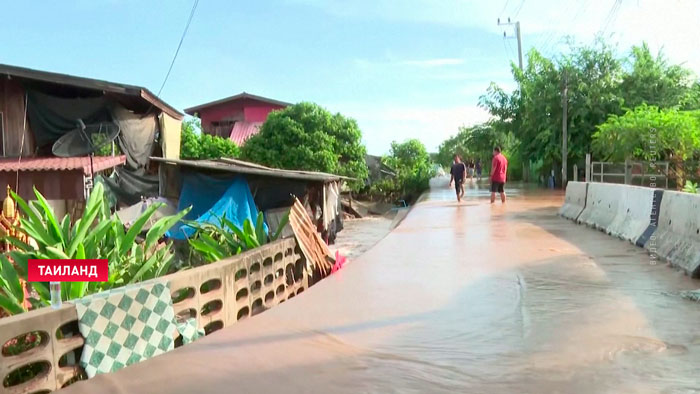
<box><xmin>371</xmin><ymin>139</ymin><xmax>435</xmax><ymax>201</ymax></box>
<box><xmin>240</xmin><ymin>102</ymin><xmax>369</xmax><ymax>189</ymax></box>
<box><xmin>592</xmin><ymin>104</ymin><xmax>700</xmax><ymax>162</ymax></box>
<box><xmin>436</xmin><ymin>122</ymin><xmax>514</xmax><ymax>172</ymax></box>
<box><xmin>474</xmin><ymin>38</ymin><xmax>700</xmax><ymax>182</ymax></box>
<box><xmin>0</xmin><ymin>183</ymin><xmax>189</xmax><ymax>315</ymax></box>
<box><xmin>186</xmin><ymin>212</ymin><xmax>288</xmax><ymax>263</ymax></box>
<box><xmin>180</xmin><ymin>117</ymin><xmax>240</xmax><ymax>160</ymax></box>
<box><xmin>683</xmin><ymin>180</ymin><xmax>698</xmax><ymax>194</ymax></box>
<box><xmin>620</xmin><ymin>43</ymin><xmax>696</xmax><ymax>110</ymax></box>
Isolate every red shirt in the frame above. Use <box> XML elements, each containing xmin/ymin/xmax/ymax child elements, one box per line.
<box><xmin>491</xmin><ymin>153</ymin><xmax>508</xmax><ymax>183</ymax></box>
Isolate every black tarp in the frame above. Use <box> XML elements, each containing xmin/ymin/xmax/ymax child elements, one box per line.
<box><xmin>110</xmin><ymin>106</ymin><xmax>157</xmax><ymax>171</ymax></box>
<box><xmin>103</xmin><ymin>168</ymin><xmax>160</xmax><ymax>206</ymax></box>
<box><xmin>26</xmin><ymin>89</ymin><xmax>160</xmax><ymax>204</ymax></box>
<box><xmin>27</xmin><ymin>91</ymin><xmax>111</xmax><ymax>150</ymax></box>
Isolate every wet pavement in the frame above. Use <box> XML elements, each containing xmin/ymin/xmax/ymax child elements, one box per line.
<box><xmin>64</xmin><ymin>177</ymin><xmax>700</xmax><ymax>394</ymax></box>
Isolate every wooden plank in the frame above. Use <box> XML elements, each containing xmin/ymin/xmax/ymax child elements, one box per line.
<box><xmin>289</xmin><ymin>198</ymin><xmax>332</xmax><ymax>275</ymax></box>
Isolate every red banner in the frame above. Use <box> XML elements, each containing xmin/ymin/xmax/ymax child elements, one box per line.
<box><xmin>28</xmin><ymin>259</ymin><xmax>108</xmax><ymax>282</ymax></box>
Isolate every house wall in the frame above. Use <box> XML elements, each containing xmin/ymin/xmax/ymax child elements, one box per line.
<box><xmin>0</xmin><ymin>77</ymin><xmax>34</xmax><ymax>157</ymax></box>
<box><xmin>198</xmin><ymin>98</ymin><xmax>285</xmax><ymax>137</ymax></box>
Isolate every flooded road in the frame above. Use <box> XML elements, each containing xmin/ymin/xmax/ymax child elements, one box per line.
<box><xmin>65</xmin><ymin>178</ymin><xmax>700</xmax><ymax>394</ymax></box>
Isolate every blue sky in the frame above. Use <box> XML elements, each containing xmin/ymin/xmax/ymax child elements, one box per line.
<box><xmin>1</xmin><ymin>0</ymin><xmax>698</xmax><ymax>154</ymax></box>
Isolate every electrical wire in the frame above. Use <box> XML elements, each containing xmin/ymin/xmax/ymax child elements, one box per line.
<box><xmin>157</xmin><ymin>0</ymin><xmax>199</xmax><ymax>96</ymax></box>
<box><xmin>499</xmin><ymin>0</ymin><xmax>511</xmax><ymax>18</ymax></box>
<box><xmin>513</xmin><ymin>0</ymin><xmax>525</xmax><ymax>18</ymax></box>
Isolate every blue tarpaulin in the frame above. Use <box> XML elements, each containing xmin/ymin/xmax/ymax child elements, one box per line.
<box><xmin>167</xmin><ymin>173</ymin><xmax>266</xmax><ymax>240</ymax></box>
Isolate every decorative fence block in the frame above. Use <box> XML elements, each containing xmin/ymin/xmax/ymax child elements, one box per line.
<box><xmin>0</xmin><ymin>237</ymin><xmax>306</xmax><ymax>394</ymax></box>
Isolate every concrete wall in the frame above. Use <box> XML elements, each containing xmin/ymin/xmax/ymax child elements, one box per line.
<box><xmin>644</xmin><ymin>190</ymin><xmax>700</xmax><ymax>277</ymax></box>
<box><xmin>576</xmin><ymin>182</ymin><xmax>626</xmax><ymax>232</ymax></box>
<box><xmin>561</xmin><ymin>181</ymin><xmax>700</xmax><ymax>278</ymax></box>
<box><xmin>607</xmin><ymin>185</ymin><xmax>656</xmax><ymax>243</ymax></box>
<box><xmin>559</xmin><ymin>181</ymin><xmax>587</xmax><ymax>221</ymax></box>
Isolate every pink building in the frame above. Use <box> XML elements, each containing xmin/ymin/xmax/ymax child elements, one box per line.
<box><xmin>184</xmin><ymin>92</ymin><xmax>290</xmax><ymax>146</ymax></box>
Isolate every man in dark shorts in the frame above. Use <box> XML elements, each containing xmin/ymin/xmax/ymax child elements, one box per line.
<box><xmin>490</xmin><ymin>147</ymin><xmax>508</xmax><ymax>204</ymax></box>
<box><xmin>449</xmin><ymin>155</ymin><xmax>466</xmax><ymax>202</ymax></box>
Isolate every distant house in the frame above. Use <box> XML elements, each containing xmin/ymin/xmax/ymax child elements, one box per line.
<box><xmin>184</xmin><ymin>92</ymin><xmax>291</xmax><ymax>145</ymax></box>
<box><xmin>0</xmin><ymin>63</ymin><xmax>184</xmax><ymax>214</ymax></box>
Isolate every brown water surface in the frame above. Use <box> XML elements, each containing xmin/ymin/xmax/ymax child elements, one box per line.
<box><xmin>63</xmin><ymin>178</ymin><xmax>700</xmax><ymax>394</ymax></box>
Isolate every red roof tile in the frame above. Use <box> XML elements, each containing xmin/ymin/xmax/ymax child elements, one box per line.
<box><xmin>229</xmin><ymin>121</ymin><xmax>263</xmax><ymax>146</ymax></box>
<box><xmin>0</xmin><ymin>155</ymin><xmax>126</xmax><ymax>175</ymax></box>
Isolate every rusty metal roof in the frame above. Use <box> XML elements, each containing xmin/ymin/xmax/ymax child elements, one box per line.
<box><xmin>0</xmin><ymin>63</ymin><xmax>183</xmax><ymax>120</ymax></box>
<box><xmin>0</xmin><ymin>155</ymin><xmax>126</xmax><ymax>175</ymax></box>
<box><xmin>151</xmin><ymin>157</ymin><xmax>352</xmax><ymax>183</ymax></box>
<box><xmin>184</xmin><ymin>92</ymin><xmax>291</xmax><ymax>115</ymax></box>
<box><xmin>229</xmin><ymin>121</ymin><xmax>263</xmax><ymax>146</ymax></box>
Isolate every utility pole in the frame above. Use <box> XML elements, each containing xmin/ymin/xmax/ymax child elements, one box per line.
<box><xmin>497</xmin><ymin>17</ymin><xmax>526</xmax><ymax>181</ymax></box>
<box><xmin>561</xmin><ymin>70</ymin><xmax>568</xmax><ymax>188</ymax></box>
<box><xmin>498</xmin><ymin>18</ymin><xmax>523</xmax><ymax>73</ymax></box>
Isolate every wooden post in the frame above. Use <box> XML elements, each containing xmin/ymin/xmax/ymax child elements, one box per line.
<box><xmin>561</xmin><ymin>70</ymin><xmax>568</xmax><ymax>189</ymax></box>
<box><xmin>585</xmin><ymin>153</ymin><xmax>591</xmax><ymax>182</ymax></box>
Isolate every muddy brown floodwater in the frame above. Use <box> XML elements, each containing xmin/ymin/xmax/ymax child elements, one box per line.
<box><xmin>64</xmin><ymin>177</ymin><xmax>700</xmax><ymax>394</ymax></box>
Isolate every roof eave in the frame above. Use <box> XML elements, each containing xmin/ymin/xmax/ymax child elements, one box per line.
<box><xmin>184</xmin><ymin>92</ymin><xmax>292</xmax><ymax>115</ymax></box>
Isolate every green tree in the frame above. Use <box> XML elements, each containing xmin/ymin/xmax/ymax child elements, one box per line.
<box><xmin>620</xmin><ymin>43</ymin><xmax>696</xmax><ymax>110</ymax></box>
<box><xmin>592</xmin><ymin>104</ymin><xmax>700</xmax><ymax>186</ymax></box>
<box><xmin>180</xmin><ymin>117</ymin><xmax>240</xmax><ymax>160</ymax></box>
<box><xmin>375</xmin><ymin>139</ymin><xmax>435</xmax><ymax>201</ymax></box>
<box><xmin>241</xmin><ymin>102</ymin><xmax>369</xmax><ymax>188</ymax></box>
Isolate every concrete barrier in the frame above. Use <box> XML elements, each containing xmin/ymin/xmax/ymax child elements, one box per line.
<box><xmin>607</xmin><ymin>185</ymin><xmax>658</xmax><ymax>243</ymax></box>
<box><xmin>645</xmin><ymin>190</ymin><xmax>700</xmax><ymax>277</ymax></box>
<box><xmin>559</xmin><ymin>181</ymin><xmax>587</xmax><ymax>221</ymax></box>
<box><xmin>577</xmin><ymin>182</ymin><xmax>626</xmax><ymax>232</ymax></box>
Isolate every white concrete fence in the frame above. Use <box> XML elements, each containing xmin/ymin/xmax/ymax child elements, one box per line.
<box><xmin>560</xmin><ymin>181</ymin><xmax>699</xmax><ymax>277</ymax></box>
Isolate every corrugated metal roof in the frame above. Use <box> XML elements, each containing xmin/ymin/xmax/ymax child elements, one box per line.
<box><xmin>0</xmin><ymin>155</ymin><xmax>126</xmax><ymax>175</ymax></box>
<box><xmin>184</xmin><ymin>92</ymin><xmax>291</xmax><ymax>115</ymax></box>
<box><xmin>229</xmin><ymin>121</ymin><xmax>262</xmax><ymax>146</ymax></box>
<box><xmin>151</xmin><ymin>157</ymin><xmax>353</xmax><ymax>183</ymax></box>
<box><xmin>0</xmin><ymin>64</ymin><xmax>183</xmax><ymax>120</ymax></box>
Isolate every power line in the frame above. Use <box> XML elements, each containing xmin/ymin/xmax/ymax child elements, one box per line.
<box><xmin>513</xmin><ymin>0</ymin><xmax>525</xmax><ymax>18</ymax></box>
<box><xmin>158</xmin><ymin>0</ymin><xmax>200</xmax><ymax>96</ymax></box>
<box><xmin>499</xmin><ymin>0</ymin><xmax>511</xmax><ymax>18</ymax></box>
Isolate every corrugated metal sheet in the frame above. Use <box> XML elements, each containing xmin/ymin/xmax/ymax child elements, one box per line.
<box><xmin>229</xmin><ymin>121</ymin><xmax>263</xmax><ymax>146</ymax></box>
<box><xmin>0</xmin><ymin>155</ymin><xmax>125</xmax><ymax>175</ymax></box>
<box><xmin>150</xmin><ymin>157</ymin><xmax>354</xmax><ymax>183</ymax></box>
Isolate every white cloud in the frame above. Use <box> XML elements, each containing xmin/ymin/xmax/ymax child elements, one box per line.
<box><xmin>292</xmin><ymin>0</ymin><xmax>700</xmax><ymax>72</ymax></box>
<box><xmin>327</xmin><ymin>102</ymin><xmax>491</xmax><ymax>154</ymax></box>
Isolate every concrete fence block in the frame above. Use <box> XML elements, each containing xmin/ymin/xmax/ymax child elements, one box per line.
<box><xmin>607</xmin><ymin>185</ymin><xmax>658</xmax><ymax>243</ymax></box>
<box><xmin>559</xmin><ymin>181</ymin><xmax>588</xmax><ymax>221</ymax></box>
<box><xmin>645</xmin><ymin>191</ymin><xmax>700</xmax><ymax>277</ymax></box>
<box><xmin>577</xmin><ymin>182</ymin><xmax>626</xmax><ymax>232</ymax></box>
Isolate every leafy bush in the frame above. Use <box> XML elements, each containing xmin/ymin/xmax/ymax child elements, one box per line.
<box><xmin>181</xmin><ymin>118</ymin><xmax>240</xmax><ymax>160</ymax></box>
<box><xmin>186</xmin><ymin>212</ymin><xmax>288</xmax><ymax>263</ymax></box>
<box><xmin>370</xmin><ymin>139</ymin><xmax>435</xmax><ymax>202</ymax></box>
<box><xmin>0</xmin><ymin>183</ymin><xmax>190</xmax><ymax>315</ymax></box>
<box><xmin>683</xmin><ymin>180</ymin><xmax>698</xmax><ymax>194</ymax></box>
<box><xmin>241</xmin><ymin>102</ymin><xmax>369</xmax><ymax>189</ymax></box>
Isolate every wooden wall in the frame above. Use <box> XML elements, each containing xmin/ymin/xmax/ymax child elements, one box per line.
<box><xmin>0</xmin><ymin>77</ymin><xmax>34</xmax><ymax>157</ymax></box>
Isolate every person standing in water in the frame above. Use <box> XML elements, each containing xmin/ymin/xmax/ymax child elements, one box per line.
<box><xmin>490</xmin><ymin>147</ymin><xmax>508</xmax><ymax>204</ymax></box>
<box><xmin>449</xmin><ymin>155</ymin><xmax>467</xmax><ymax>202</ymax></box>
<box><xmin>475</xmin><ymin>159</ymin><xmax>482</xmax><ymax>181</ymax></box>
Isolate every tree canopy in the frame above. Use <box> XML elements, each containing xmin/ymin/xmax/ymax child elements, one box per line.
<box><xmin>180</xmin><ymin>117</ymin><xmax>240</xmax><ymax>160</ymax></box>
<box><xmin>240</xmin><ymin>102</ymin><xmax>369</xmax><ymax>187</ymax></box>
<box><xmin>469</xmin><ymin>39</ymin><xmax>700</xmax><ymax>183</ymax></box>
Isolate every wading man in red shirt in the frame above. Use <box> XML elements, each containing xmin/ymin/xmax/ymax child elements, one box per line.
<box><xmin>490</xmin><ymin>146</ymin><xmax>508</xmax><ymax>204</ymax></box>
